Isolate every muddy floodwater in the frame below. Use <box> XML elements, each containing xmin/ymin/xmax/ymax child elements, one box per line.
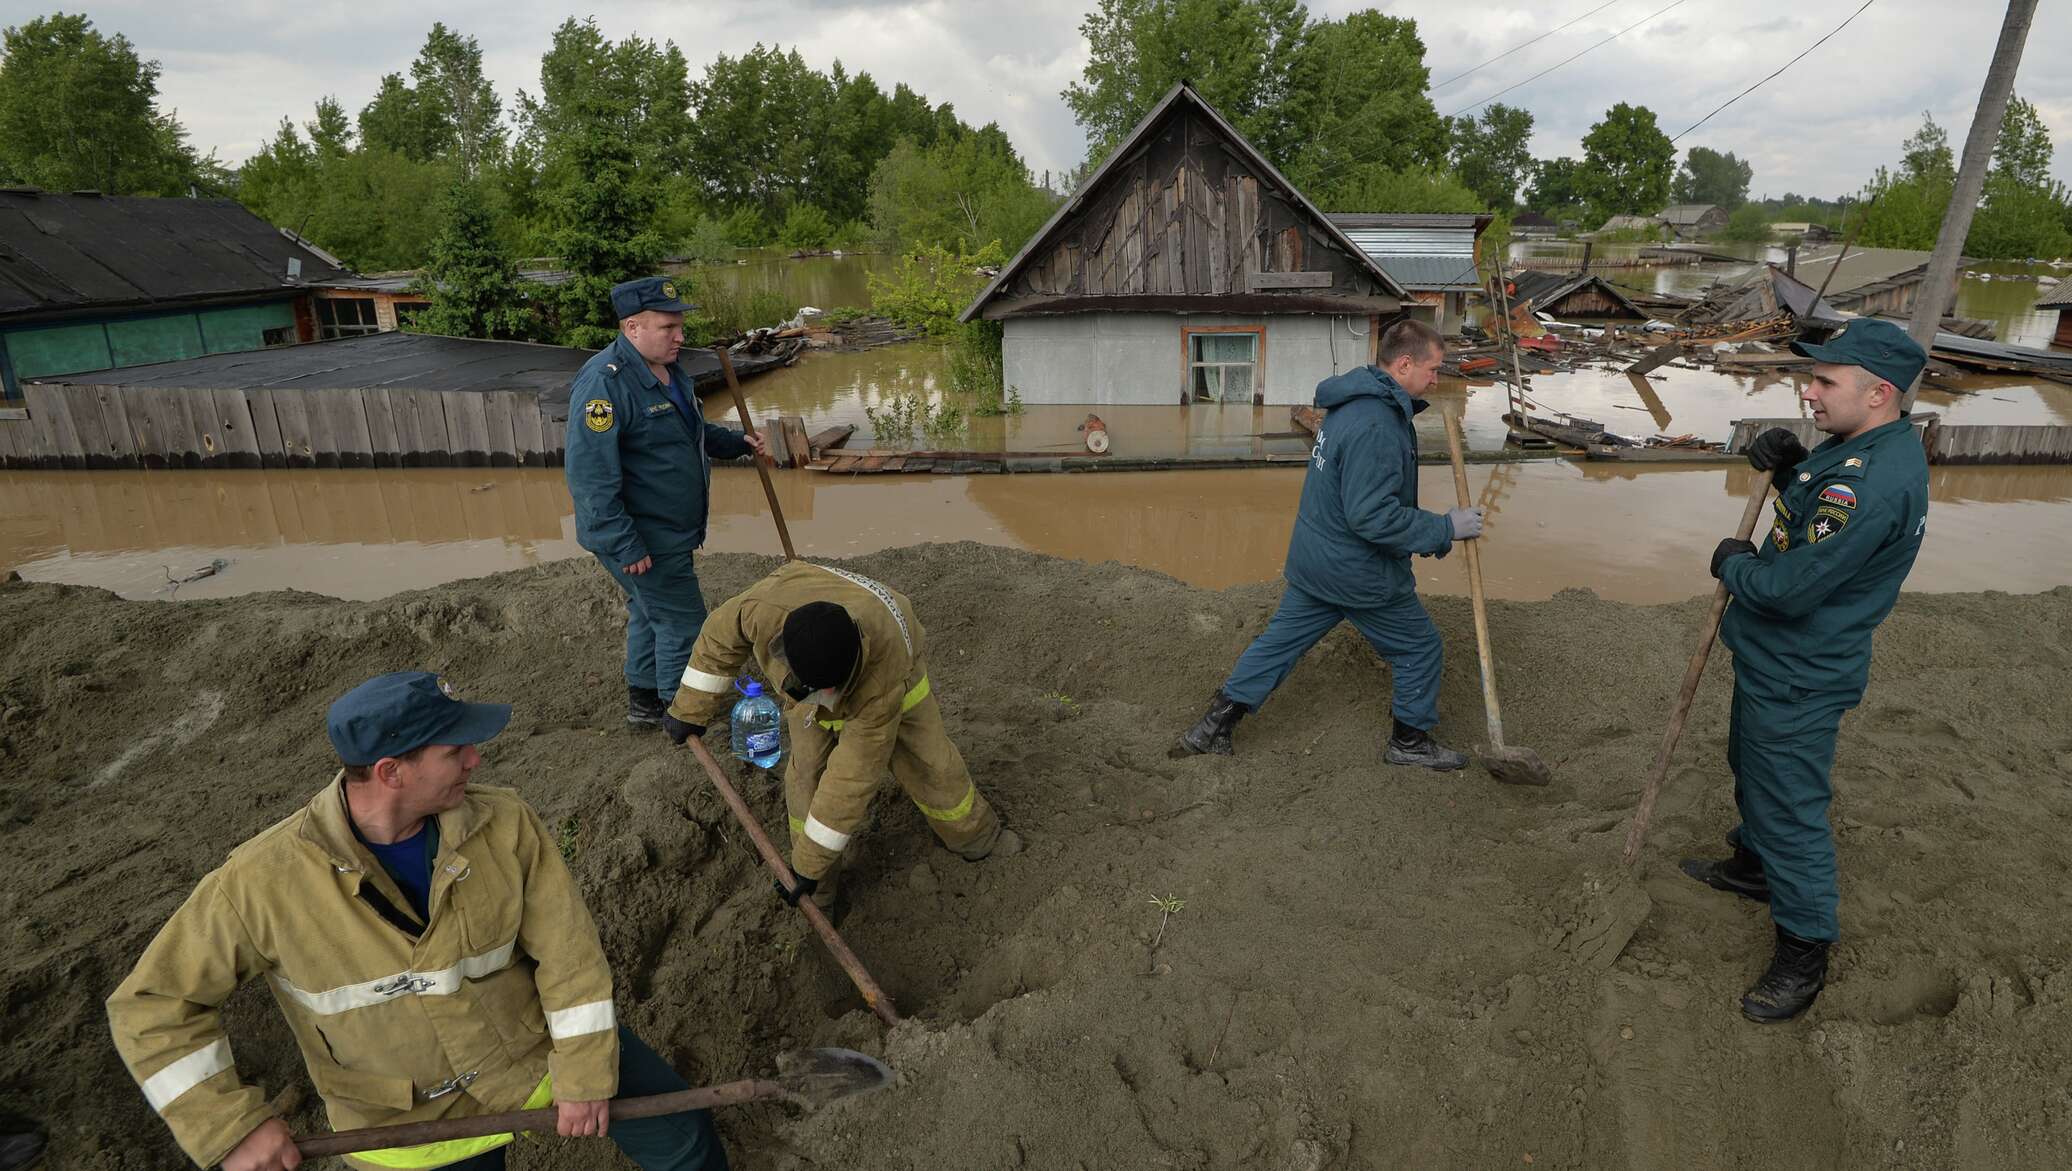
<box><xmin>4</xmin><ymin>249</ymin><xmax>2067</xmax><ymax>603</ymax></box>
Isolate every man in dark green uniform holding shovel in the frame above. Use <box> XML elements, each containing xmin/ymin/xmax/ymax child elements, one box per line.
<box><xmin>1685</xmin><ymin>317</ymin><xmax>1930</xmax><ymax>1022</ymax></box>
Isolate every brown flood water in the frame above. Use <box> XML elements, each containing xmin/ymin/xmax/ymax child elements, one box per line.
<box><xmin>5</xmin><ymin>460</ymin><xmax>2068</xmax><ymax>604</ymax></box>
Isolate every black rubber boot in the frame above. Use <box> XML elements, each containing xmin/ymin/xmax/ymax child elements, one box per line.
<box><xmin>1741</xmin><ymin>926</ymin><xmax>1830</xmax><ymax>1022</ymax></box>
<box><xmin>0</xmin><ymin>1112</ymin><xmax>45</xmax><ymax>1171</ymax></box>
<box><xmin>1173</xmin><ymin>692</ymin><xmax>1248</xmax><ymax>756</ymax></box>
<box><xmin>1679</xmin><ymin>845</ymin><xmax>1772</xmax><ymax>904</ymax></box>
<box><xmin>626</xmin><ymin>684</ymin><xmax>666</xmax><ymax>728</ymax></box>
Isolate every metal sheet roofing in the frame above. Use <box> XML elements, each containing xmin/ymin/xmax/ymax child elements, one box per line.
<box><xmin>1370</xmin><ymin>254</ymin><xmax>1483</xmax><ymax>291</ymax></box>
<box><xmin>32</xmin><ymin>330</ymin><xmax>592</xmax><ymax>393</ymax></box>
<box><xmin>0</xmin><ymin>190</ymin><xmax>349</xmax><ymax>319</ymax></box>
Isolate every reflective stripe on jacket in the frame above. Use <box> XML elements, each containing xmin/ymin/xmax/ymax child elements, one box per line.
<box><xmin>106</xmin><ymin>780</ymin><xmax>619</xmax><ymax>1169</ymax></box>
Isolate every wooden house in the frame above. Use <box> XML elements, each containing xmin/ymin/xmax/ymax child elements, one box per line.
<box><xmin>958</xmin><ymin>84</ymin><xmax>1405</xmax><ymax>406</ymax></box>
<box><xmin>1658</xmin><ymin>204</ymin><xmax>1729</xmax><ymax>239</ymax></box>
<box><xmin>2039</xmin><ymin>281</ymin><xmax>2072</xmax><ymax>349</ymax></box>
<box><xmin>1327</xmin><ymin>213</ymin><xmax>1493</xmax><ymax>334</ymax></box>
<box><xmin>1507</xmin><ymin>270</ymin><xmax>1648</xmax><ymax>321</ymax></box>
<box><xmin>0</xmin><ymin>189</ymin><xmax>348</xmax><ymax>400</ymax></box>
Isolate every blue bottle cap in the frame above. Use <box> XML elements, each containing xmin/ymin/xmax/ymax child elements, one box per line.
<box><xmin>738</xmin><ymin>678</ymin><xmax>763</xmax><ymax>697</ymax></box>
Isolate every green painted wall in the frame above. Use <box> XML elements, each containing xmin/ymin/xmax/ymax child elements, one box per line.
<box><xmin>1</xmin><ymin>300</ymin><xmax>299</xmax><ymax>396</ymax></box>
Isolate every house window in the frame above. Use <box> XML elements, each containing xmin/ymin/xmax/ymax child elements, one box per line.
<box><xmin>261</xmin><ymin>326</ymin><xmax>295</xmax><ymax>347</ymax></box>
<box><xmin>1183</xmin><ymin>327</ymin><xmax>1264</xmax><ymax>404</ymax></box>
<box><xmin>393</xmin><ymin>301</ymin><xmax>432</xmax><ymax>327</ymax></box>
<box><xmin>315</xmin><ymin>297</ymin><xmax>381</xmax><ymax>339</ymax></box>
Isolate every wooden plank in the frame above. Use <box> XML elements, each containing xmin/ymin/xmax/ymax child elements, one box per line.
<box><xmin>88</xmin><ymin>385</ymin><xmax>142</xmax><ymax>469</ymax></box>
<box><xmin>807</xmin><ymin>424</ymin><xmax>855</xmax><ymax>457</ymax></box>
<box><xmin>1247</xmin><ymin>271</ymin><xmax>1334</xmax><ymax>290</ymax></box>
<box><xmin>272</xmin><ymin>389</ymin><xmax>316</xmax><ymax>468</ymax></box>
<box><xmin>881</xmin><ymin>456</ymin><xmax>906</xmax><ymax>472</ymax></box>
<box><xmin>240</xmin><ymin>389</ymin><xmax>286</xmax><ymax>468</ymax></box>
<box><xmin>205</xmin><ymin>386</ymin><xmax>262</xmax><ymax>468</ymax></box>
<box><xmin>303</xmin><ymin>389</ymin><xmax>363</xmax><ymax>468</ymax></box>
<box><xmin>1208</xmin><ymin>175</ymin><xmax>1227</xmax><ymax>294</ymax></box>
<box><xmin>781</xmin><ymin>417</ymin><xmax>811</xmax><ymax>469</ymax></box>
<box><xmin>481</xmin><ymin>390</ymin><xmax>519</xmax><ymax>468</ymax></box>
<box><xmin>1624</xmin><ymin>340</ymin><xmax>1684</xmax><ymax>376</ymax></box>
<box><xmin>858</xmin><ymin>454</ymin><xmax>889</xmax><ymax>471</ymax></box>
<box><xmin>761</xmin><ymin>418</ymin><xmax>789</xmax><ymax>467</ymax></box>
<box><xmin>122</xmin><ymin>388</ymin><xmax>174</xmax><ymax>469</ymax></box>
<box><xmin>24</xmin><ymin>384</ymin><xmax>85</xmax><ymax>468</ymax></box>
<box><xmin>512</xmin><ymin>396</ymin><xmax>548</xmax><ymax>467</ymax></box>
<box><xmin>63</xmin><ymin>385</ymin><xmax>117</xmax><ymax>468</ymax></box>
<box><xmin>300</xmin><ymin>388</ymin><xmax>340</xmax><ymax>468</ymax></box>
<box><xmin>0</xmin><ymin>414</ymin><xmax>23</xmax><ymax>467</ymax></box>
<box><xmin>443</xmin><ymin>392</ymin><xmax>491</xmax><ymax>467</ymax></box>
<box><xmin>830</xmin><ymin>455</ymin><xmax>861</xmax><ymax>472</ymax></box>
<box><xmin>359</xmin><ymin>388</ymin><xmax>400</xmax><ymax>468</ymax></box>
<box><xmin>387</xmin><ymin>388</ymin><xmax>426</xmax><ymax>465</ymax></box>
<box><xmin>1163</xmin><ymin>179</ymin><xmax>1181</xmax><ymax>295</ymax></box>
<box><xmin>407</xmin><ymin>389</ymin><xmax>453</xmax><ymax>465</ymax></box>
<box><xmin>1239</xmin><ymin>177</ymin><xmax>1260</xmax><ymax>288</ymax></box>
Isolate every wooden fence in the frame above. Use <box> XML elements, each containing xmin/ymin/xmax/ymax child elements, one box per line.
<box><xmin>1724</xmin><ymin>415</ymin><xmax>2072</xmax><ymax>466</ymax></box>
<box><xmin>0</xmin><ymin>384</ymin><xmax>564</xmax><ymax>469</ymax></box>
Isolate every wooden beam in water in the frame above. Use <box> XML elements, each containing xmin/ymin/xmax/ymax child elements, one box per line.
<box><xmin>243</xmin><ymin>389</ymin><xmax>287</xmax><ymax>468</ymax></box>
<box><xmin>205</xmin><ymin>387</ymin><xmax>261</xmax><ymax>468</ymax></box>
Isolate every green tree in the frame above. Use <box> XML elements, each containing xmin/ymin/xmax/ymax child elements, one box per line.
<box><xmin>1577</xmin><ymin>103</ymin><xmax>1674</xmax><ymax>218</ymax></box>
<box><xmin>867</xmin><ymin>133</ymin><xmax>1056</xmax><ymax>255</ymax></box>
<box><xmin>544</xmin><ymin>98</ymin><xmax>666</xmax><ymax>348</ymax></box>
<box><xmin>1901</xmin><ymin>113</ymin><xmax>1954</xmax><ymax>185</ymax></box>
<box><xmin>1525</xmin><ymin>156</ymin><xmax>1588</xmax><ymax>215</ymax></box>
<box><xmin>359</xmin><ymin>72</ymin><xmax>453</xmax><ymax>161</ymax></box>
<box><xmin>413</xmin><ymin>181</ymin><xmax>534</xmax><ymax>339</ymax></box>
<box><xmin>0</xmin><ymin>13</ymin><xmax>214</xmax><ymax>194</ymax></box>
<box><xmin>1991</xmin><ymin>96</ymin><xmax>2052</xmax><ymax>188</ymax></box>
<box><xmin>1321</xmin><ymin>167</ymin><xmax>1483</xmax><ymax>215</ymax></box>
<box><xmin>778</xmin><ymin>203</ymin><xmax>834</xmax><ymax>249</ymax></box>
<box><xmin>1716</xmin><ymin>203</ymin><xmax>1772</xmax><ymax>243</ymax></box>
<box><xmin>686</xmin><ymin>44</ymin><xmax>837</xmax><ymax>216</ymax></box>
<box><xmin>1671</xmin><ymin>146</ymin><xmax>1753</xmax><ymax>208</ymax></box>
<box><xmin>1447</xmin><ymin>103</ymin><xmax>1534</xmax><ymax>210</ymax></box>
<box><xmin>412</xmin><ymin>23</ymin><xmax>504</xmax><ymax>179</ymax></box>
<box><xmin>519</xmin><ymin>19</ymin><xmax>693</xmax><ymax>175</ymax></box>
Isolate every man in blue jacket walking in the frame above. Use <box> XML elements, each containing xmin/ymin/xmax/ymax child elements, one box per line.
<box><xmin>1175</xmin><ymin>318</ymin><xmax>1483</xmax><ymax>768</ymax></box>
<box><xmin>565</xmin><ymin>277</ymin><xmax>766</xmax><ymax>728</ymax></box>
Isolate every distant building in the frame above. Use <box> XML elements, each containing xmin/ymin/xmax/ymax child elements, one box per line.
<box><xmin>960</xmin><ymin>84</ymin><xmax>1405</xmax><ymax>407</ymax></box>
<box><xmin>1595</xmin><ymin>213</ymin><xmax>1665</xmax><ymax>237</ymax></box>
<box><xmin>0</xmin><ymin>188</ymin><xmax>349</xmax><ymax>399</ymax></box>
<box><xmin>1506</xmin><ymin>271</ymin><xmax>1648</xmax><ymax>321</ymax></box>
<box><xmin>1770</xmin><ymin>222</ymin><xmax>1836</xmax><ymax>244</ymax></box>
<box><xmin>1510</xmin><ymin>211</ymin><xmax>1558</xmax><ymax>238</ymax></box>
<box><xmin>1789</xmin><ymin>247</ymin><xmax>1970</xmax><ymax>319</ymax></box>
<box><xmin>1657</xmin><ymin>204</ymin><xmax>1729</xmax><ymax>238</ymax></box>
<box><xmin>1327</xmin><ymin>212</ymin><xmax>1493</xmax><ymax>334</ymax></box>
<box><xmin>2037</xmin><ymin>281</ymin><xmax>2072</xmax><ymax>349</ymax></box>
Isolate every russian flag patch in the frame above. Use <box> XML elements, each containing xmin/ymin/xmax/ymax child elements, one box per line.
<box><xmin>1818</xmin><ymin>483</ymin><xmax>1858</xmax><ymax>509</ymax></box>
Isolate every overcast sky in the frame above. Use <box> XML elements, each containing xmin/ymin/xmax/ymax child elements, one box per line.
<box><xmin>17</xmin><ymin>0</ymin><xmax>2071</xmax><ymax>197</ymax></box>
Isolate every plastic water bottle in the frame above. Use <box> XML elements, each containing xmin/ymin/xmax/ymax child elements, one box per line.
<box><xmin>730</xmin><ymin>680</ymin><xmax>784</xmax><ymax>770</ymax></box>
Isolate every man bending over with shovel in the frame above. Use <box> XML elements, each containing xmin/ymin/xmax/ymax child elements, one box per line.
<box><xmin>107</xmin><ymin>672</ymin><xmax>728</xmax><ymax>1171</ymax></box>
<box><xmin>1173</xmin><ymin>318</ymin><xmax>1483</xmax><ymax>768</ymax></box>
<box><xmin>1690</xmin><ymin>318</ymin><xmax>1930</xmax><ymax>1022</ymax></box>
<box><xmin>663</xmin><ymin>562</ymin><xmax>1020</xmax><ymax>910</ymax></box>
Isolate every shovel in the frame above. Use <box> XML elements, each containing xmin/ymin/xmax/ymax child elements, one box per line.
<box><xmin>293</xmin><ymin>1048</ymin><xmax>892</xmax><ymax>1159</ymax></box>
<box><xmin>714</xmin><ymin>342</ymin><xmax>798</xmax><ymax>561</ymax></box>
<box><xmin>1441</xmin><ymin>412</ymin><xmax>1553</xmax><ymax>786</ymax></box>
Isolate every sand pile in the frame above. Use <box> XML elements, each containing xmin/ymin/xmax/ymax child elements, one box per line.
<box><xmin>2</xmin><ymin>544</ymin><xmax>2067</xmax><ymax>1169</ymax></box>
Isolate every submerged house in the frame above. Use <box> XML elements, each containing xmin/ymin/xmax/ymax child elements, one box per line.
<box><xmin>959</xmin><ymin>84</ymin><xmax>1405</xmax><ymax>406</ymax></box>
<box><xmin>1789</xmin><ymin>247</ymin><xmax>1968</xmax><ymax>319</ymax></box>
<box><xmin>2038</xmin><ymin>282</ymin><xmax>2072</xmax><ymax>349</ymax></box>
<box><xmin>1658</xmin><ymin>204</ymin><xmax>1728</xmax><ymax>239</ymax></box>
<box><xmin>0</xmin><ymin>188</ymin><xmax>349</xmax><ymax>399</ymax></box>
<box><xmin>1507</xmin><ymin>270</ymin><xmax>1648</xmax><ymax>321</ymax></box>
<box><xmin>1327</xmin><ymin>213</ymin><xmax>1493</xmax><ymax>334</ymax></box>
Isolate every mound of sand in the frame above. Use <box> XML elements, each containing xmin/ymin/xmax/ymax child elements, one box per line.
<box><xmin>2</xmin><ymin>545</ymin><xmax>2068</xmax><ymax>1169</ymax></box>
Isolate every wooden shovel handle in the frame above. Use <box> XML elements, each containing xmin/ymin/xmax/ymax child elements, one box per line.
<box><xmin>1621</xmin><ymin>475</ymin><xmax>1772</xmax><ymax>865</ymax></box>
<box><xmin>1443</xmin><ymin>413</ymin><xmax>1504</xmax><ymax>750</ymax></box>
<box><xmin>685</xmin><ymin>737</ymin><xmax>900</xmax><ymax>1026</ymax></box>
<box><xmin>715</xmin><ymin>346</ymin><xmax>797</xmax><ymax>561</ymax></box>
<box><xmin>295</xmin><ymin>1078</ymin><xmax>779</xmax><ymax>1158</ymax></box>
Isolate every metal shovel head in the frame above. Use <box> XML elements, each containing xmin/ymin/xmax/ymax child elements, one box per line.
<box><xmin>774</xmin><ymin>1047</ymin><xmax>895</xmax><ymax>1109</ymax></box>
<box><xmin>1483</xmin><ymin>744</ymin><xmax>1553</xmax><ymax>787</ymax></box>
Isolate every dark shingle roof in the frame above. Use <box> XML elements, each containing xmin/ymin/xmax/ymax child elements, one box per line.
<box><xmin>0</xmin><ymin>190</ymin><xmax>349</xmax><ymax>319</ymax></box>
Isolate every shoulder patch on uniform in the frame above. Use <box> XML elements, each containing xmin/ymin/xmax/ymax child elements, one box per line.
<box><xmin>1770</xmin><ymin>517</ymin><xmax>1791</xmax><ymax>552</ymax></box>
<box><xmin>1844</xmin><ymin>457</ymin><xmax>1864</xmax><ymax>468</ymax></box>
<box><xmin>1807</xmin><ymin>506</ymin><xmax>1850</xmax><ymax>543</ymax></box>
<box><xmin>583</xmin><ymin>398</ymin><xmax>615</xmax><ymax>433</ymax></box>
<box><xmin>1817</xmin><ymin>483</ymin><xmax>1858</xmax><ymax>509</ymax></box>
<box><xmin>1773</xmin><ymin>497</ymin><xmax>1795</xmax><ymax>523</ymax></box>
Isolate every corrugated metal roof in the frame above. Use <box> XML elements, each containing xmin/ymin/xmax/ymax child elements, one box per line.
<box><xmin>1338</xmin><ymin>225</ymin><xmax>1476</xmax><ymax>257</ymax></box>
<box><xmin>2033</xmin><ymin>281</ymin><xmax>2071</xmax><ymax>310</ymax></box>
<box><xmin>1371</xmin><ymin>254</ymin><xmax>1482</xmax><ymax>291</ymax></box>
<box><xmin>0</xmin><ymin>191</ymin><xmax>349</xmax><ymax>319</ymax></box>
<box><xmin>1658</xmin><ymin>204</ymin><xmax>1721</xmax><ymax>225</ymax></box>
<box><xmin>1325</xmin><ymin>213</ymin><xmax>1492</xmax><ymax>231</ymax></box>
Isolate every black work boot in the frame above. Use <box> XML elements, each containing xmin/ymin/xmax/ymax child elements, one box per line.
<box><xmin>1172</xmin><ymin>692</ymin><xmax>1248</xmax><ymax>756</ymax></box>
<box><xmin>1383</xmin><ymin>725</ymin><xmax>1469</xmax><ymax>771</ymax></box>
<box><xmin>0</xmin><ymin>1112</ymin><xmax>45</xmax><ymax>1171</ymax></box>
<box><xmin>626</xmin><ymin>684</ymin><xmax>666</xmax><ymax>728</ymax></box>
<box><xmin>1680</xmin><ymin>845</ymin><xmax>1772</xmax><ymax>904</ymax></box>
<box><xmin>1741</xmin><ymin>926</ymin><xmax>1830</xmax><ymax>1022</ymax></box>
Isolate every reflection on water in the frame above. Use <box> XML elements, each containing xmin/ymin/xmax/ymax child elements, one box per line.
<box><xmin>669</xmin><ymin>249</ymin><xmax>897</xmax><ymax>316</ymax></box>
<box><xmin>6</xmin><ymin>463</ymin><xmax>2069</xmax><ymax>604</ymax></box>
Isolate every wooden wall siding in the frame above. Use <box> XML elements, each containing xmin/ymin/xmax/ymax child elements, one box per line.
<box><xmin>1005</xmin><ymin>108</ymin><xmax>1377</xmax><ymax>305</ymax></box>
<box><xmin>0</xmin><ymin>385</ymin><xmax>569</xmax><ymax>469</ymax></box>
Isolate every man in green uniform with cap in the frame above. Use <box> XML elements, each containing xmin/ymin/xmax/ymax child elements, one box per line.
<box><xmin>1684</xmin><ymin>316</ymin><xmax>1931</xmax><ymax>1022</ymax></box>
<box><xmin>565</xmin><ymin>277</ymin><xmax>767</xmax><ymax>729</ymax></box>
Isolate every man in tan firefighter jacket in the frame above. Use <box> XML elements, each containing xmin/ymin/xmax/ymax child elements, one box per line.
<box><xmin>662</xmin><ymin>562</ymin><xmax>1020</xmax><ymax>906</ymax></box>
<box><xmin>106</xmin><ymin>672</ymin><xmax>728</xmax><ymax>1171</ymax></box>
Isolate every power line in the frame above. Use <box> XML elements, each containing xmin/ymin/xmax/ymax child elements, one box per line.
<box><xmin>1445</xmin><ymin>0</ymin><xmax>1695</xmax><ymax>119</ymax></box>
<box><xmin>1430</xmin><ymin>0</ymin><xmax>1625</xmax><ymax>92</ymax></box>
<box><xmin>1670</xmin><ymin>0</ymin><xmax>1880</xmax><ymax>142</ymax></box>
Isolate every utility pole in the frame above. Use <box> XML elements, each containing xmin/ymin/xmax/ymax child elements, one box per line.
<box><xmin>1903</xmin><ymin>0</ymin><xmax>2036</xmax><ymax>409</ymax></box>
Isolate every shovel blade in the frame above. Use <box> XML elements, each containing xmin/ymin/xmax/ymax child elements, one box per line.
<box><xmin>774</xmin><ymin>1048</ymin><xmax>895</xmax><ymax>1109</ymax></box>
<box><xmin>1483</xmin><ymin>745</ymin><xmax>1554</xmax><ymax>787</ymax></box>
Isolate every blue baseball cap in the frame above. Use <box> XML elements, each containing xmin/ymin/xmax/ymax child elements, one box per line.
<box><xmin>1790</xmin><ymin>317</ymin><xmax>1928</xmax><ymax>392</ymax></box>
<box><xmin>610</xmin><ymin>276</ymin><xmax>696</xmax><ymax>320</ymax></box>
<box><xmin>327</xmin><ymin>671</ymin><xmax>511</xmax><ymax>766</ymax></box>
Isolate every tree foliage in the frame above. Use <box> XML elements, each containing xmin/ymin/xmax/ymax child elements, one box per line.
<box><xmin>867</xmin><ymin>134</ymin><xmax>1057</xmax><ymax>256</ymax></box>
<box><xmin>1447</xmin><ymin>104</ymin><xmax>1534</xmax><ymax>211</ymax></box>
<box><xmin>1671</xmin><ymin>146</ymin><xmax>1752</xmax><ymax>209</ymax></box>
<box><xmin>0</xmin><ymin>13</ymin><xmax>217</xmax><ymax>194</ymax></box>
<box><xmin>1577</xmin><ymin>103</ymin><xmax>1674</xmax><ymax>219</ymax></box>
<box><xmin>1853</xmin><ymin>103</ymin><xmax>2072</xmax><ymax>259</ymax></box>
<box><xmin>412</xmin><ymin>181</ymin><xmax>534</xmax><ymax>340</ymax></box>
<box><xmin>543</xmin><ymin>95</ymin><xmax>666</xmax><ymax>348</ymax></box>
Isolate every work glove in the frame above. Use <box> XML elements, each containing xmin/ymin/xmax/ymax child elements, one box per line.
<box><xmin>1711</xmin><ymin>538</ymin><xmax>1757</xmax><ymax>579</ymax></box>
<box><xmin>1446</xmin><ymin>506</ymin><xmax>1486</xmax><ymax>540</ymax></box>
<box><xmin>661</xmin><ymin>714</ymin><xmax>704</xmax><ymax>746</ymax></box>
<box><xmin>1745</xmin><ymin>428</ymin><xmax>1809</xmax><ymax>490</ymax></box>
<box><xmin>774</xmin><ymin>872</ymin><xmax>818</xmax><ymax>907</ymax></box>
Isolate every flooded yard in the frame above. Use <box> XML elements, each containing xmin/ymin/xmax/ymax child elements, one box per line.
<box><xmin>4</xmin><ymin>249</ymin><xmax>2066</xmax><ymax>604</ymax></box>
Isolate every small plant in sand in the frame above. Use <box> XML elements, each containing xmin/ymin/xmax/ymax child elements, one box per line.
<box><xmin>556</xmin><ymin>814</ymin><xmax>581</xmax><ymax>861</ymax></box>
<box><xmin>1148</xmin><ymin>893</ymin><xmax>1187</xmax><ymax>950</ymax></box>
<box><xmin>1043</xmin><ymin>690</ymin><xmax>1078</xmax><ymax>712</ymax></box>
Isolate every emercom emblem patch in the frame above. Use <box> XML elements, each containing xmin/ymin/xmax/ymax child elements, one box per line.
<box><xmin>583</xmin><ymin>398</ymin><xmax>615</xmax><ymax>433</ymax></box>
<box><xmin>1808</xmin><ymin>505</ymin><xmax>1851</xmax><ymax>544</ymax></box>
